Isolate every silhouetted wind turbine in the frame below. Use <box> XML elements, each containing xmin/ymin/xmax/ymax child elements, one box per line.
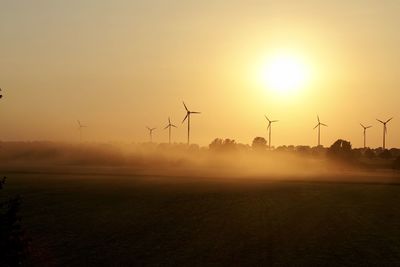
<box><xmin>376</xmin><ymin>118</ymin><xmax>393</xmax><ymax>149</ymax></box>
<box><xmin>265</xmin><ymin>116</ymin><xmax>278</xmax><ymax>149</ymax></box>
<box><xmin>77</xmin><ymin>120</ymin><xmax>87</xmax><ymax>142</ymax></box>
<box><xmin>360</xmin><ymin>124</ymin><xmax>372</xmax><ymax>149</ymax></box>
<box><xmin>0</xmin><ymin>88</ymin><xmax>3</xmax><ymax>99</ymax></box>
<box><xmin>146</xmin><ymin>127</ymin><xmax>156</xmax><ymax>143</ymax></box>
<box><xmin>164</xmin><ymin>117</ymin><xmax>177</xmax><ymax>144</ymax></box>
<box><xmin>182</xmin><ymin>101</ymin><xmax>201</xmax><ymax>145</ymax></box>
<box><xmin>314</xmin><ymin>116</ymin><xmax>327</xmax><ymax>147</ymax></box>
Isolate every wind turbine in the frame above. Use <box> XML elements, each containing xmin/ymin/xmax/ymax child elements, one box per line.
<box><xmin>146</xmin><ymin>127</ymin><xmax>156</xmax><ymax>143</ymax></box>
<box><xmin>265</xmin><ymin>115</ymin><xmax>278</xmax><ymax>149</ymax></box>
<box><xmin>0</xmin><ymin>88</ymin><xmax>3</xmax><ymax>99</ymax></box>
<box><xmin>360</xmin><ymin>124</ymin><xmax>372</xmax><ymax>149</ymax></box>
<box><xmin>314</xmin><ymin>116</ymin><xmax>327</xmax><ymax>147</ymax></box>
<box><xmin>77</xmin><ymin>120</ymin><xmax>87</xmax><ymax>142</ymax></box>
<box><xmin>164</xmin><ymin>117</ymin><xmax>177</xmax><ymax>144</ymax></box>
<box><xmin>376</xmin><ymin>118</ymin><xmax>393</xmax><ymax>149</ymax></box>
<box><xmin>182</xmin><ymin>101</ymin><xmax>201</xmax><ymax>145</ymax></box>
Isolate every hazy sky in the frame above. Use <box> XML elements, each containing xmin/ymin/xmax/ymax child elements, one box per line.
<box><xmin>1</xmin><ymin>0</ymin><xmax>400</xmax><ymax>148</ymax></box>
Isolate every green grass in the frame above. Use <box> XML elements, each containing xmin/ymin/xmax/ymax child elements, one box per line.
<box><xmin>3</xmin><ymin>172</ymin><xmax>400</xmax><ymax>266</ymax></box>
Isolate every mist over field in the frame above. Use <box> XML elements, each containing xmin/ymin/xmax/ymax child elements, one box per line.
<box><xmin>2</xmin><ymin>142</ymin><xmax>400</xmax><ymax>266</ymax></box>
<box><xmin>0</xmin><ymin>141</ymin><xmax>398</xmax><ymax>184</ymax></box>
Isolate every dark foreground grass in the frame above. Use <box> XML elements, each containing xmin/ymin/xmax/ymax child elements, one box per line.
<box><xmin>3</xmin><ymin>172</ymin><xmax>400</xmax><ymax>266</ymax></box>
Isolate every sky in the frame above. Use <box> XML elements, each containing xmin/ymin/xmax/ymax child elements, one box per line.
<box><xmin>1</xmin><ymin>0</ymin><xmax>400</xmax><ymax>148</ymax></box>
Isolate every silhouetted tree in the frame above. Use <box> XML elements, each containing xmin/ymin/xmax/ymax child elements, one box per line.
<box><xmin>223</xmin><ymin>139</ymin><xmax>236</xmax><ymax>150</ymax></box>
<box><xmin>275</xmin><ymin>145</ymin><xmax>295</xmax><ymax>153</ymax></box>
<box><xmin>327</xmin><ymin>139</ymin><xmax>353</xmax><ymax>161</ymax></box>
<box><xmin>252</xmin><ymin>137</ymin><xmax>267</xmax><ymax>151</ymax></box>
<box><xmin>209</xmin><ymin>138</ymin><xmax>223</xmax><ymax>151</ymax></box>
<box><xmin>0</xmin><ymin>177</ymin><xmax>29</xmax><ymax>266</ymax></box>
<box><xmin>209</xmin><ymin>138</ymin><xmax>237</xmax><ymax>152</ymax></box>
<box><xmin>275</xmin><ymin>145</ymin><xmax>288</xmax><ymax>152</ymax></box>
<box><xmin>296</xmin><ymin>145</ymin><xmax>311</xmax><ymax>155</ymax></box>
<box><xmin>235</xmin><ymin>143</ymin><xmax>251</xmax><ymax>152</ymax></box>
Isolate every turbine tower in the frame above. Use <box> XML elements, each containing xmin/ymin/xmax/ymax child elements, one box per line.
<box><xmin>164</xmin><ymin>117</ymin><xmax>177</xmax><ymax>144</ymax></box>
<box><xmin>265</xmin><ymin>115</ymin><xmax>278</xmax><ymax>149</ymax></box>
<box><xmin>360</xmin><ymin>123</ymin><xmax>372</xmax><ymax>149</ymax></box>
<box><xmin>77</xmin><ymin>120</ymin><xmax>87</xmax><ymax>142</ymax></box>
<box><xmin>314</xmin><ymin>116</ymin><xmax>327</xmax><ymax>147</ymax></box>
<box><xmin>376</xmin><ymin>118</ymin><xmax>393</xmax><ymax>149</ymax></box>
<box><xmin>182</xmin><ymin>101</ymin><xmax>201</xmax><ymax>145</ymax></box>
<box><xmin>146</xmin><ymin>127</ymin><xmax>156</xmax><ymax>143</ymax></box>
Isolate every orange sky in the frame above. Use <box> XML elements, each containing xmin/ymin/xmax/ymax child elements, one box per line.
<box><xmin>1</xmin><ymin>1</ymin><xmax>400</xmax><ymax>148</ymax></box>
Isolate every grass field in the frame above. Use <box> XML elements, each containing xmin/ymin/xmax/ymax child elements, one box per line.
<box><xmin>3</xmin><ymin>169</ymin><xmax>400</xmax><ymax>266</ymax></box>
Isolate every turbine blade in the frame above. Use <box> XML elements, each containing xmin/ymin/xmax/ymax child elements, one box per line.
<box><xmin>172</xmin><ymin>124</ymin><xmax>177</xmax><ymax>128</ymax></box>
<box><xmin>183</xmin><ymin>101</ymin><xmax>189</xmax><ymax>112</ymax></box>
<box><xmin>164</xmin><ymin>125</ymin><xmax>169</xmax><ymax>130</ymax></box>
<box><xmin>317</xmin><ymin>115</ymin><xmax>320</xmax><ymax>123</ymax></box>
<box><xmin>182</xmin><ymin>113</ymin><xmax>189</xmax><ymax>123</ymax></box>
<box><xmin>272</xmin><ymin>120</ymin><xmax>278</xmax><ymax>123</ymax></box>
<box><xmin>265</xmin><ymin>115</ymin><xmax>271</xmax><ymax>123</ymax></box>
<box><xmin>168</xmin><ymin>117</ymin><xmax>171</xmax><ymax>124</ymax></box>
<box><xmin>191</xmin><ymin>111</ymin><xmax>201</xmax><ymax>114</ymax></box>
<box><xmin>321</xmin><ymin>123</ymin><xmax>328</xmax><ymax>127</ymax></box>
<box><xmin>377</xmin><ymin>119</ymin><xmax>384</xmax><ymax>124</ymax></box>
<box><xmin>313</xmin><ymin>124</ymin><xmax>319</xmax><ymax>129</ymax></box>
<box><xmin>386</xmin><ymin>117</ymin><xmax>393</xmax><ymax>123</ymax></box>
<box><xmin>360</xmin><ymin>123</ymin><xmax>365</xmax><ymax>128</ymax></box>
<box><xmin>366</xmin><ymin>126</ymin><xmax>372</xmax><ymax>129</ymax></box>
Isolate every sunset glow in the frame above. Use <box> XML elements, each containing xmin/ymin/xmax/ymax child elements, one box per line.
<box><xmin>2</xmin><ymin>2</ymin><xmax>400</xmax><ymax>266</ymax></box>
<box><xmin>1</xmin><ymin>1</ymin><xmax>400</xmax><ymax>148</ymax></box>
<box><xmin>259</xmin><ymin>53</ymin><xmax>311</xmax><ymax>95</ymax></box>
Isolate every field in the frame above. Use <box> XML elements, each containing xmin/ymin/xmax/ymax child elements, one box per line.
<box><xmin>2</xmin><ymin>167</ymin><xmax>400</xmax><ymax>266</ymax></box>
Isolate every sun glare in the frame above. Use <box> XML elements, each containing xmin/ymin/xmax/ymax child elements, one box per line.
<box><xmin>259</xmin><ymin>54</ymin><xmax>310</xmax><ymax>95</ymax></box>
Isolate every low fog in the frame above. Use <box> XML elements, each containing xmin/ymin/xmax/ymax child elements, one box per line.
<box><xmin>0</xmin><ymin>141</ymin><xmax>398</xmax><ymax>184</ymax></box>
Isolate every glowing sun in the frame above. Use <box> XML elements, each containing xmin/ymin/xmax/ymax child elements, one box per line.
<box><xmin>260</xmin><ymin>54</ymin><xmax>310</xmax><ymax>94</ymax></box>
